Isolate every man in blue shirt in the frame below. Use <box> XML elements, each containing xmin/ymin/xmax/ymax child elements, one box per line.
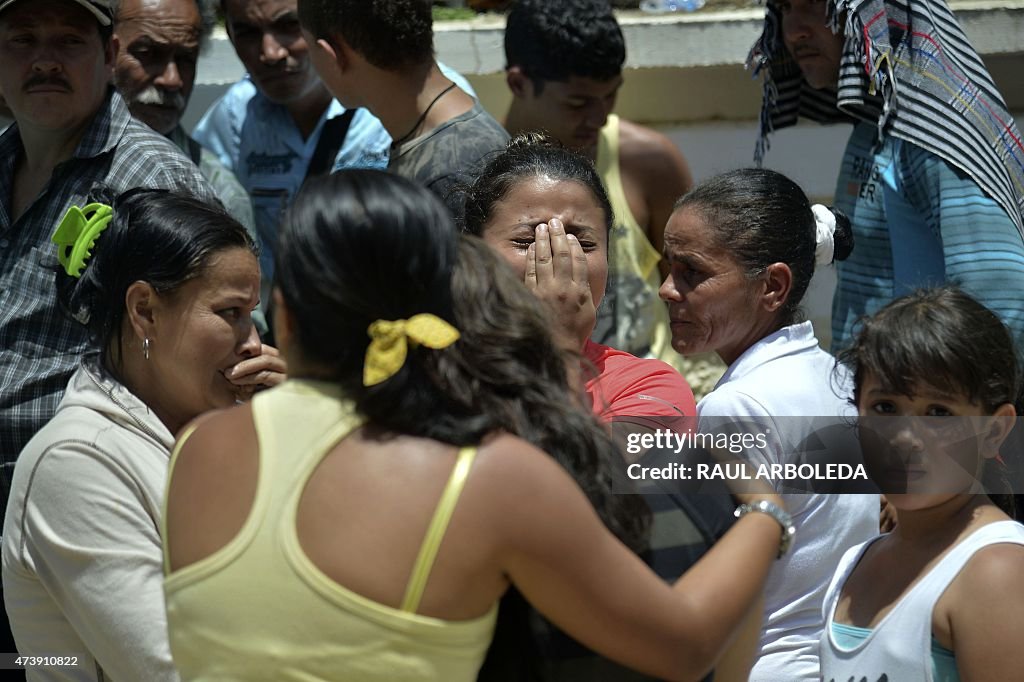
<box><xmin>197</xmin><ymin>0</ymin><xmax>474</xmax><ymax>305</ymax></box>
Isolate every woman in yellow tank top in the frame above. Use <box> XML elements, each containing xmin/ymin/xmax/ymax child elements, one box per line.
<box><xmin>163</xmin><ymin>170</ymin><xmax>791</xmax><ymax>681</ymax></box>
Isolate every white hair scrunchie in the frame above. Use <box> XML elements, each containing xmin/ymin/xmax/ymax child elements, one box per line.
<box><xmin>811</xmin><ymin>204</ymin><xmax>836</xmax><ymax>266</ymax></box>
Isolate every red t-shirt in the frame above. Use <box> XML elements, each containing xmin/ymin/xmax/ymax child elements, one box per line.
<box><xmin>583</xmin><ymin>340</ymin><xmax>697</xmax><ymax>424</ymax></box>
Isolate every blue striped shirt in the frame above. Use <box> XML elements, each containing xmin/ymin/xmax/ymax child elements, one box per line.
<box><xmin>832</xmin><ymin>122</ymin><xmax>1024</xmax><ymax>352</ymax></box>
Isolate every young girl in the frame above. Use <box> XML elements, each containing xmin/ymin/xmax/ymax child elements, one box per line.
<box><xmin>822</xmin><ymin>287</ymin><xmax>1024</xmax><ymax>681</ymax></box>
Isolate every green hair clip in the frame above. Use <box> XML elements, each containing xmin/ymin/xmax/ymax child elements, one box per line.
<box><xmin>52</xmin><ymin>203</ymin><xmax>114</xmax><ymax>278</ymax></box>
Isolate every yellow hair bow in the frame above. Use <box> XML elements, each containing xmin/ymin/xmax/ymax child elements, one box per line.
<box><xmin>363</xmin><ymin>314</ymin><xmax>460</xmax><ymax>387</ymax></box>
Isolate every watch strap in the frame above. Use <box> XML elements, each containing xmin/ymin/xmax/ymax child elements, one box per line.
<box><xmin>734</xmin><ymin>499</ymin><xmax>796</xmax><ymax>559</ymax></box>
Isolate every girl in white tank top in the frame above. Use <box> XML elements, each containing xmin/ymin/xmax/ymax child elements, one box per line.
<box><xmin>822</xmin><ymin>287</ymin><xmax>1024</xmax><ymax>681</ymax></box>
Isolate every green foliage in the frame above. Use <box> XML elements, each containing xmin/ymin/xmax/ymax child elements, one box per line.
<box><xmin>432</xmin><ymin>6</ymin><xmax>478</xmax><ymax>21</ymax></box>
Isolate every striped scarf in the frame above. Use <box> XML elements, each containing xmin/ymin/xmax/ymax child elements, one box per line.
<box><xmin>747</xmin><ymin>0</ymin><xmax>1024</xmax><ymax>235</ymax></box>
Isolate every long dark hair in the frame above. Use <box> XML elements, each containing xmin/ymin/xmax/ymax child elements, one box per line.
<box><xmin>276</xmin><ymin>170</ymin><xmax>649</xmax><ymax>551</ymax></box>
<box><xmin>675</xmin><ymin>168</ymin><xmax>853</xmax><ymax>327</ymax></box>
<box><xmin>839</xmin><ymin>286</ymin><xmax>1021</xmax><ymax>516</ymax></box>
<box><xmin>56</xmin><ymin>187</ymin><xmax>256</xmax><ymax>371</ymax></box>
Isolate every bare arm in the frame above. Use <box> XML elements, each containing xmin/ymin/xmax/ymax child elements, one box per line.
<box><xmin>620</xmin><ymin>121</ymin><xmax>694</xmax><ymax>280</ymax></box>
<box><xmin>946</xmin><ymin>542</ymin><xmax>1024</xmax><ymax>681</ymax></box>
<box><xmin>712</xmin><ymin>595</ymin><xmax>764</xmax><ymax>682</ymax></box>
<box><xmin>478</xmin><ymin>439</ymin><xmax>782</xmax><ymax>681</ymax></box>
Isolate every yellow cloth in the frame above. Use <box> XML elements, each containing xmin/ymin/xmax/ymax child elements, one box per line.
<box><xmin>162</xmin><ymin>380</ymin><xmax>496</xmax><ymax>681</ymax></box>
<box><xmin>364</xmin><ymin>314</ymin><xmax>460</xmax><ymax>386</ymax></box>
<box><xmin>595</xmin><ymin>115</ymin><xmax>724</xmax><ymax>399</ymax></box>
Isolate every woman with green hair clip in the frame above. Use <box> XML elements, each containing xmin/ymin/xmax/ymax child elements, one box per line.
<box><xmin>2</xmin><ymin>188</ymin><xmax>285</xmax><ymax>680</ymax></box>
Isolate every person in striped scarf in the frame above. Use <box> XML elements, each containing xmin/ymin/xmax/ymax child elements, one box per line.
<box><xmin>750</xmin><ymin>0</ymin><xmax>1024</xmax><ymax>355</ymax></box>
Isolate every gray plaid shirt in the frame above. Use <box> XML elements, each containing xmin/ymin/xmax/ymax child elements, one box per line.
<box><xmin>0</xmin><ymin>89</ymin><xmax>214</xmax><ymax>511</ymax></box>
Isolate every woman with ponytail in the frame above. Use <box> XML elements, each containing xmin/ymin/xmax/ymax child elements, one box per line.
<box><xmin>162</xmin><ymin>169</ymin><xmax>793</xmax><ymax>682</ymax></box>
<box><xmin>660</xmin><ymin>167</ymin><xmax>878</xmax><ymax>681</ymax></box>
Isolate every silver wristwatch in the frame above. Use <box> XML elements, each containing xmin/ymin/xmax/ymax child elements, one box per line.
<box><xmin>734</xmin><ymin>499</ymin><xmax>796</xmax><ymax>559</ymax></box>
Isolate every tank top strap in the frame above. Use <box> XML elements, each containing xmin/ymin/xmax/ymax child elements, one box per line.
<box><xmin>596</xmin><ymin>114</ymin><xmax>621</xmax><ymax>189</ymax></box>
<box><xmin>400</xmin><ymin>445</ymin><xmax>478</xmax><ymax>613</ymax></box>
<box><xmin>162</xmin><ymin>422</ymin><xmax>201</xmax><ymax>576</ymax></box>
<box><xmin>913</xmin><ymin>520</ymin><xmax>1024</xmax><ymax>601</ymax></box>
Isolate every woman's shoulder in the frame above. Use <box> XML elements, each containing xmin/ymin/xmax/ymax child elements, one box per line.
<box><xmin>465</xmin><ymin>433</ymin><xmax>597</xmax><ymax>511</ymax></box>
<box><xmin>939</xmin><ymin>521</ymin><xmax>1024</xmax><ymax>645</ymax></box>
<box><xmin>457</xmin><ymin>433</ymin><xmax>619</xmax><ymax>554</ymax></box>
<box><xmin>4</xmin><ymin>381</ymin><xmax>174</xmax><ymax>567</ymax></box>
<box><xmin>172</xmin><ymin>403</ymin><xmax>257</xmax><ymax>479</ymax></box>
<box><xmin>955</xmin><ymin>530</ymin><xmax>1024</xmax><ymax>594</ymax></box>
<box><xmin>704</xmin><ymin>336</ymin><xmax>851</xmax><ymax>418</ymax></box>
<box><xmin>696</xmin><ymin>382</ymin><xmax>772</xmax><ymax>420</ymax></box>
<box><xmin>957</xmin><ymin>520</ymin><xmax>1024</xmax><ymax>568</ymax></box>
<box><xmin>13</xmin><ymin>368</ymin><xmax>170</xmax><ymax>495</ymax></box>
<box><xmin>163</xmin><ymin>404</ymin><xmax>259</xmax><ymax>574</ymax></box>
<box><xmin>11</xmin><ymin>415</ymin><xmax>162</xmax><ymax>512</ymax></box>
<box><xmin>584</xmin><ymin>341</ymin><xmax>696</xmax><ymax>418</ymax></box>
<box><xmin>473</xmin><ymin>432</ymin><xmax>565</xmax><ymax>478</ymax></box>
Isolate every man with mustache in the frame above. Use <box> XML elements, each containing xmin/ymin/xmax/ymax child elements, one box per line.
<box><xmin>195</xmin><ymin>0</ymin><xmax>475</xmax><ymax>312</ymax></box>
<box><xmin>0</xmin><ymin>0</ymin><xmax>213</xmax><ymax>488</ymax></box>
<box><xmin>0</xmin><ymin>0</ymin><xmax>213</xmax><ymax>660</ymax></box>
<box><xmin>750</xmin><ymin>0</ymin><xmax>1024</xmax><ymax>353</ymax></box>
<box><xmin>113</xmin><ymin>0</ymin><xmax>255</xmax><ymax>241</ymax></box>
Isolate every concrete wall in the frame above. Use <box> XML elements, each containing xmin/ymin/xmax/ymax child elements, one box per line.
<box><xmin>184</xmin><ymin>2</ymin><xmax>1024</xmax><ymax>194</ymax></box>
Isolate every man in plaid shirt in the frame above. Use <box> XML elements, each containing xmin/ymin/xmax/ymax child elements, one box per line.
<box><xmin>0</xmin><ymin>0</ymin><xmax>214</xmax><ymax>513</ymax></box>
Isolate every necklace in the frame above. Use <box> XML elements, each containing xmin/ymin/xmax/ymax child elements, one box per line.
<box><xmin>391</xmin><ymin>81</ymin><xmax>458</xmax><ymax>148</ymax></box>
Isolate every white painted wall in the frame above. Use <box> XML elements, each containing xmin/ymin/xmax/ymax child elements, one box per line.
<box><xmin>663</xmin><ymin>114</ymin><xmax>1022</xmax><ymax>349</ymax></box>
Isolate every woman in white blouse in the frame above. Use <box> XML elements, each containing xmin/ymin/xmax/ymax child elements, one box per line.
<box><xmin>659</xmin><ymin>168</ymin><xmax>878</xmax><ymax>682</ymax></box>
